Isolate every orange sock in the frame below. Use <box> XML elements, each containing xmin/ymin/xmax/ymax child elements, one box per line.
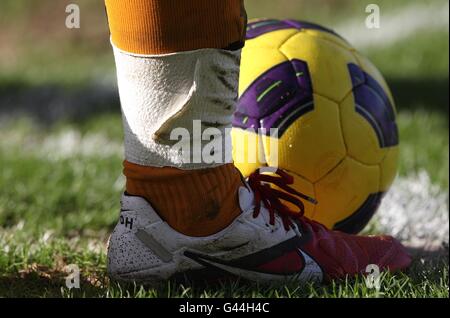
<box><xmin>124</xmin><ymin>161</ymin><xmax>244</xmax><ymax>237</ymax></box>
<box><xmin>105</xmin><ymin>0</ymin><xmax>246</xmax><ymax>54</ymax></box>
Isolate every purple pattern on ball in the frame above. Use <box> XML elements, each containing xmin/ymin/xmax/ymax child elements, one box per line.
<box><xmin>348</xmin><ymin>63</ymin><xmax>399</xmax><ymax>148</ymax></box>
<box><xmin>246</xmin><ymin>19</ymin><xmax>346</xmax><ymax>41</ymax></box>
<box><xmin>233</xmin><ymin>59</ymin><xmax>314</xmax><ymax>136</ymax></box>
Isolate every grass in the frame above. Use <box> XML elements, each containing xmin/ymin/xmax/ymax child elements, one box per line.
<box><xmin>0</xmin><ymin>111</ymin><xmax>447</xmax><ymax>298</ymax></box>
<box><xmin>0</xmin><ymin>0</ymin><xmax>448</xmax><ymax>298</ymax></box>
<box><xmin>367</xmin><ymin>30</ymin><xmax>449</xmax><ymax>80</ymax></box>
<box><xmin>398</xmin><ymin>111</ymin><xmax>449</xmax><ymax>189</ymax></box>
<box><xmin>0</xmin><ymin>233</ymin><xmax>448</xmax><ymax>298</ymax></box>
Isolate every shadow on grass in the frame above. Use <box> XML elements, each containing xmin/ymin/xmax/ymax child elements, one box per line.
<box><xmin>0</xmin><ymin>77</ymin><xmax>448</xmax><ymax>126</ymax></box>
<box><xmin>0</xmin><ymin>269</ymin><xmax>248</xmax><ymax>298</ymax></box>
<box><xmin>407</xmin><ymin>243</ymin><xmax>449</xmax><ymax>283</ymax></box>
<box><xmin>389</xmin><ymin>77</ymin><xmax>449</xmax><ymax>116</ymax></box>
<box><xmin>0</xmin><ymin>269</ymin><xmax>108</xmax><ymax>298</ymax></box>
<box><xmin>0</xmin><ymin>80</ymin><xmax>120</xmax><ymax>125</ymax></box>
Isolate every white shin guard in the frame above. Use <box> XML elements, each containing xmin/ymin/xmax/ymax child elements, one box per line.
<box><xmin>113</xmin><ymin>45</ymin><xmax>241</xmax><ymax>169</ymax></box>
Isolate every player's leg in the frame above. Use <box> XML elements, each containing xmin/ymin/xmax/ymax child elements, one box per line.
<box><xmin>106</xmin><ymin>0</ymin><xmax>246</xmax><ymax>237</ymax></box>
<box><xmin>105</xmin><ymin>0</ymin><xmax>411</xmax><ymax>284</ymax></box>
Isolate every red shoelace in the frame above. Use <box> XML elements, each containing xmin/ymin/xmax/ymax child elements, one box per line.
<box><xmin>248</xmin><ymin>168</ymin><xmax>318</xmax><ymax>231</ymax></box>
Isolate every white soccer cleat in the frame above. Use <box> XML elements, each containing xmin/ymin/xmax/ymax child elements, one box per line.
<box><xmin>107</xmin><ymin>169</ymin><xmax>411</xmax><ymax>285</ymax></box>
<box><xmin>107</xmin><ymin>188</ymin><xmax>322</xmax><ymax>284</ymax></box>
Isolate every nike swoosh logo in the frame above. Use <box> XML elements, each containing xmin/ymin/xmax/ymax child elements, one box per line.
<box><xmin>184</xmin><ymin>249</ymin><xmax>323</xmax><ymax>284</ymax></box>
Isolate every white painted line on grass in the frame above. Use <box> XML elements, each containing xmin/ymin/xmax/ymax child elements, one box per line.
<box><xmin>0</xmin><ymin>129</ymin><xmax>123</xmax><ymax>159</ymax></box>
<box><xmin>375</xmin><ymin>171</ymin><xmax>449</xmax><ymax>246</ymax></box>
<box><xmin>40</xmin><ymin>130</ymin><xmax>123</xmax><ymax>160</ymax></box>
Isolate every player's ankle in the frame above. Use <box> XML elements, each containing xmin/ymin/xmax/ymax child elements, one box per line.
<box><xmin>124</xmin><ymin>161</ymin><xmax>244</xmax><ymax>237</ymax></box>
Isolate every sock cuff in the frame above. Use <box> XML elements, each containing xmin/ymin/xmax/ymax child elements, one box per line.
<box><xmin>123</xmin><ymin>160</ymin><xmax>239</xmax><ymax>181</ymax></box>
<box><xmin>123</xmin><ymin>161</ymin><xmax>244</xmax><ymax>236</ymax></box>
<box><xmin>105</xmin><ymin>0</ymin><xmax>246</xmax><ymax>55</ymax></box>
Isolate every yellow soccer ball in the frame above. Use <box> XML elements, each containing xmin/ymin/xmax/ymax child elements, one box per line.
<box><xmin>232</xmin><ymin>19</ymin><xmax>399</xmax><ymax>233</ymax></box>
